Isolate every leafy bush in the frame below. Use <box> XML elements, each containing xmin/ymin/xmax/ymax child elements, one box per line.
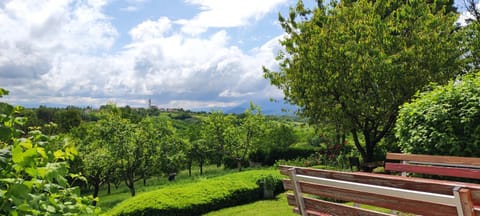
<box><xmin>0</xmin><ymin>89</ymin><xmax>97</xmax><ymax>215</ymax></box>
<box><xmin>395</xmin><ymin>72</ymin><xmax>480</xmax><ymax>156</ymax></box>
<box><xmin>107</xmin><ymin>170</ymin><xmax>284</xmax><ymax>216</ymax></box>
<box><xmin>260</xmin><ymin>147</ymin><xmax>318</xmax><ymax>166</ymax></box>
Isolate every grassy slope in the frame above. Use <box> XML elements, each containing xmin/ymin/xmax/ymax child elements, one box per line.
<box><xmin>204</xmin><ymin>192</ymin><xmax>296</xmax><ymax>216</ymax></box>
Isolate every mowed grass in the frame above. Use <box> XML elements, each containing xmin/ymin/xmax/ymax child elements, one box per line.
<box><xmin>204</xmin><ymin>192</ymin><xmax>296</xmax><ymax>216</ymax></box>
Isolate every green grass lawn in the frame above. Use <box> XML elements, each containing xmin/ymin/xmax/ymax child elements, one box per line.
<box><xmin>204</xmin><ymin>192</ymin><xmax>296</xmax><ymax>216</ymax></box>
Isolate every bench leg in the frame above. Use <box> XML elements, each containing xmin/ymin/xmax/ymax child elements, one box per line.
<box><xmin>288</xmin><ymin>168</ymin><xmax>307</xmax><ymax>216</ymax></box>
<box><xmin>454</xmin><ymin>187</ymin><xmax>476</xmax><ymax>216</ymax></box>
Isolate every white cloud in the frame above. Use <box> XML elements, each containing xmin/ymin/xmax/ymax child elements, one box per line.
<box><xmin>129</xmin><ymin>17</ymin><xmax>172</xmax><ymax>41</ymax></box>
<box><xmin>179</xmin><ymin>0</ymin><xmax>289</xmax><ymax>34</ymax></box>
<box><xmin>0</xmin><ymin>0</ymin><xmax>286</xmax><ymax>110</ymax></box>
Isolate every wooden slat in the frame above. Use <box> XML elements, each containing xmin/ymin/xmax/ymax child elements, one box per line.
<box><xmin>296</xmin><ymin>174</ymin><xmax>457</xmax><ymax>206</ymax></box>
<box><xmin>386</xmin><ymin>153</ymin><xmax>480</xmax><ymax>167</ymax></box>
<box><xmin>297</xmin><ymin>181</ymin><xmax>458</xmax><ymax>216</ymax></box>
<box><xmin>385</xmin><ymin>162</ymin><xmax>480</xmax><ymax>180</ymax></box>
<box><xmin>287</xmin><ymin>194</ymin><xmax>393</xmax><ymax>216</ymax></box>
<box><xmin>279</xmin><ymin>166</ymin><xmax>480</xmax><ymax>198</ymax></box>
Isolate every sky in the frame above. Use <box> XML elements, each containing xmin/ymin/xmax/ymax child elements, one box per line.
<box><xmin>0</xmin><ymin>0</ymin><xmax>473</xmax><ymax>111</ymax></box>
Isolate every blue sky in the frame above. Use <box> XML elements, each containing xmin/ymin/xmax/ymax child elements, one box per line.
<box><xmin>0</xmin><ymin>0</ymin><xmax>472</xmax><ymax>110</ymax></box>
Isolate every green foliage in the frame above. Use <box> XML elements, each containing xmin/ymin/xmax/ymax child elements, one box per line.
<box><xmin>264</xmin><ymin>0</ymin><xmax>463</xmax><ymax>162</ymax></box>
<box><xmin>107</xmin><ymin>170</ymin><xmax>283</xmax><ymax>216</ymax></box>
<box><xmin>461</xmin><ymin>21</ymin><xmax>480</xmax><ymax>72</ymax></box>
<box><xmin>202</xmin><ymin>103</ymin><xmax>267</xmax><ymax>171</ymax></box>
<box><xmin>252</xmin><ymin>147</ymin><xmax>318</xmax><ymax>166</ymax></box>
<box><xmin>395</xmin><ymin>72</ymin><xmax>480</xmax><ymax>156</ymax></box>
<box><xmin>53</xmin><ymin>108</ymin><xmax>82</xmax><ymax>133</ymax></box>
<box><xmin>0</xmin><ymin>90</ymin><xmax>97</xmax><ymax>215</ymax></box>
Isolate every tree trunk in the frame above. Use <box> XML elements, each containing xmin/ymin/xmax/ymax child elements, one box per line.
<box><xmin>129</xmin><ymin>185</ymin><xmax>135</xmax><ymax>197</ymax></box>
<box><xmin>126</xmin><ymin>176</ymin><xmax>136</xmax><ymax>197</ymax></box>
<box><xmin>237</xmin><ymin>158</ymin><xmax>242</xmax><ymax>172</ymax></box>
<box><xmin>107</xmin><ymin>181</ymin><xmax>111</xmax><ymax>194</ymax></box>
<box><xmin>199</xmin><ymin>159</ymin><xmax>204</xmax><ymax>175</ymax></box>
<box><xmin>92</xmin><ymin>182</ymin><xmax>100</xmax><ymax>206</ymax></box>
<box><xmin>143</xmin><ymin>178</ymin><xmax>147</xmax><ymax>186</ymax></box>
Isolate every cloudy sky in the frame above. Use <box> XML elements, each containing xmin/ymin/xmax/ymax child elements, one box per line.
<box><xmin>0</xmin><ymin>0</ymin><xmax>471</xmax><ymax>110</ymax></box>
<box><xmin>0</xmin><ymin>0</ymin><xmax>307</xmax><ymax>110</ymax></box>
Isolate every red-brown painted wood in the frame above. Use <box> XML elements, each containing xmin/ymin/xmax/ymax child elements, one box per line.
<box><xmin>385</xmin><ymin>162</ymin><xmax>480</xmax><ymax>180</ymax></box>
<box><xmin>458</xmin><ymin>188</ymin><xmax>476</xmax><ymax>216</ymax></box>
<box><xmin>280</xmin><ymin>166</ymin><xmax>480</xmax><ymax>215</ymax></box>
<box><xmin>302</xmin><ymin>181</ymin><xmax>457</xmax><ymax>216</ymax></box>
<box><xmin>386</xmin><ymin>153</ymin><xmax>480</xmax><ymax>167</ymax></box>
<box><xmin>280</xmin><ymin>165</ymin><xmax>480</xmax><ymax>204</ymax></box>
<box><xmin>287</xmin><ymin>195</ymin><xmax>393</xmax><ymax>216</ymax></box>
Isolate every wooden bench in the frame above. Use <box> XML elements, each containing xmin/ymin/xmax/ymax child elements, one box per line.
<box><xmin>280</xmin><ymin>165</ymin><xmax>480</xmax><ymax>216</ymax></box>
<box><xmin>385</xmin><ymin>153</ymin><xmax>480</xmax><ymax>180</ymax></box>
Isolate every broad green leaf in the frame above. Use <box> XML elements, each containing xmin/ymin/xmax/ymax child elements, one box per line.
<box><xmin>53</xmin><ymin>150</ymin><xmax>64</xmax><ymax>160</ymax></box>
<box><xmin>19</xmin><ymin>139</ymin><xmax>32</xmax><ymax>149</ymax></box>
<box><xmin>37</xmin><ymin>147</ymin><xmax>47</xmax><ymax>159</ymax></box>
<box><xmin>11</xmin><ymin>145</ymin><xmax>23</xmax><ymax>164</ymax></box>
<box><xmin>10</xmin><ymin>183</ymin><xmax>29</xmax><ymax>199</ymax></box>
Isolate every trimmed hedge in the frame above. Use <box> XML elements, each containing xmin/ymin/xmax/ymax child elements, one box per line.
<box><xmin>106</xmin><ymin>170</ymin><xmax>283</xmax><ymax>216</ymax></box>
<box><xmin>254</xmin><ymin>147</ymin><xmax>318</xmax><ymax>166</ymax></box>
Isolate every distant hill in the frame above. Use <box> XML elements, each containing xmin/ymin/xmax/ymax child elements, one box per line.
<box><xmin>225</xmin><ymin>100</ymin><xmax>297</xmax><ymax>115</ymax></box>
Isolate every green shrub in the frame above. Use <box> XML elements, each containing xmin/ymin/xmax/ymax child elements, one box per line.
<box><xmin>263</xmin><ymin>147</ymin><xmax>318</xmax><ymax>165</ymax></box>
<box><xmin>106</xmin><ymin>170</ymin><xmax>283</xmax><ymax>216</ymax></box>
<box><xmin>395</xmin><ymin>72</ymin><xmax>480</xmax><ymax>156</ymax></box>
<box><xmin>223</xmin><ymin>157</ymin><xmax>249</xmax><ymax>169</ymax></box>
<box><xmin>0</xmin><ymin>89</ymin><xmax>97</xmax><ymax>215</ymax></box>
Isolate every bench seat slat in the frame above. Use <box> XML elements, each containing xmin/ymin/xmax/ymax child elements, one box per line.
<box><xmin>385</xmin><ymin>162</ymin><xmax>480</xmax><ymax>180</ymax></box>
<box><xmin>287</xmin><ymin>194</ymin><xmax>393</xmax><ymax>216</ymax></box>
<box><xmin>295</xmin><ymin>181</ymin><xmax>458</xmax><ymax>216</ymax></box>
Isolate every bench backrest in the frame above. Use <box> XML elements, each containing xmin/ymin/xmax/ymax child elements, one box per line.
<box><xmin>280</xmin><ymin>165</ymin><xmax>480</xmax><ymax>216</ymax></box>
<box><xmin>385</xmin><ymin>153</ymin><xmax>480</xmax><ymax>180</ymax></box>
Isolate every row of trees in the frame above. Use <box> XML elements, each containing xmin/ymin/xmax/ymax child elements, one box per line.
<box><xmin>66</xmin><ymin>103</ymin><xmax>305</xmax><ymax>200</ymax></box>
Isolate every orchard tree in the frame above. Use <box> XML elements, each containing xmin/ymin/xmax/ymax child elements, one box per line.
<box><xmin>70</xmin><ymin>122</ymin><xmax>115</xmax><ymax>204</ymax></box>
<box><xmin>264</xmin><ymin>0</ymin><xmax>463</xmax><ymax>163</ymax></box>
<box><xmin>99</xmin><ymin>113</ymin><xmax>140</xmax><ymax>196</ymax></box>
<box><xmin>187</xmin><ymin>139</ymin><xmax>209</xmax><ymax>175</ymax></box>
<box><xmin>224</xmin><ymin>103</ymin><xmax>266</xmax><ymax>171</ymax></box>
<box><xmin>136</xmin><ymin>116</ymin><xmax>174</xmax><ymax>185</ymax></box>
<box><xmin>202</xmin><ymin>111</ymin><xmax>230</xmax><ymax>166</ymax></box>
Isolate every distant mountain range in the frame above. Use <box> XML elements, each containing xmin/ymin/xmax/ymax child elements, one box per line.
<box><xmin>197</xmin><ymin>100</ymin><xmax>298</xmax><ymax>116</ymax></box>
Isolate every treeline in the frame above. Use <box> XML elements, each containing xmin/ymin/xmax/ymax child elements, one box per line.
<box><xmin>11</xmin><ymin>102</ymin><xmax>333</xmax><ymax>201</ymax></box>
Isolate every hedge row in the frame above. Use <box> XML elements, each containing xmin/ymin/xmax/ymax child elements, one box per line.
<box><xmin>249</xmin><ymin>147</ymin><xmax>318</xmax><ymax>166</ymax></box>
<box><xmin>106</xmin><ymin>170</ymin><xmax>283</xmax><ymax>216</ymax></box>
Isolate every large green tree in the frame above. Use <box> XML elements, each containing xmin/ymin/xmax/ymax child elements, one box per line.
<box><xmin>265</xmin><ymin>0</ymin><xmax>463</xmax><ymax>163</ymax></box>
